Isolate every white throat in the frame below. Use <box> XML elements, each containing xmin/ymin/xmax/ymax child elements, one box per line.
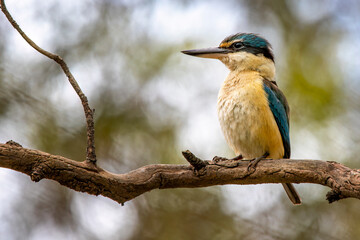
<box><xmin>219</xmin><ymin>51</ymin><xmax>275</xmax><ymax>80</ymax></box>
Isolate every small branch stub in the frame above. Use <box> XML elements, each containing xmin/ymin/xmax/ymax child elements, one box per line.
<box><xmin>5</xmin><ymin>140</ymin><xmax>22</xmax><ymax>148</ymax></box>
<box><xmin>182</xmin><ymin>150</ymin><xmax>208</xmax><ymax>170</ymax></box>
<box><xmin>326</xmin><ymin>190</ymin><xmax>345</xmax><ymax>203</ymax></box>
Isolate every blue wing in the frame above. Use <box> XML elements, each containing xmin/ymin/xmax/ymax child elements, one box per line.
<box><xmin>263</xmin><ymin>79</ymin><xmax>291</xmax><ymax>158</ymax></box>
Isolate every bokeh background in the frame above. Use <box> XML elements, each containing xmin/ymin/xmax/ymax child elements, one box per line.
<box><xmin>1</xmin><ymin>0</ymin><xmax>360</xmax><ymax>239</ymax></box>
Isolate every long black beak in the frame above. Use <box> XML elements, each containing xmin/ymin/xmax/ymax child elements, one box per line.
<box><xmin>181</xmin><ymin>47</ymin><xmax>231</xmax><ymax>59</ymax></box>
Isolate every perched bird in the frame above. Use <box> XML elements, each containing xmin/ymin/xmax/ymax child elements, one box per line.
<box><xmin>182</xmin><ymin>33</ymin><xmax>301</xmax><ymax>205</ymax></box>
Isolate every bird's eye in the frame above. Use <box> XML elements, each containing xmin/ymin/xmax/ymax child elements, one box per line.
<box><xmin>232</xmin><ymin>42</ymin><xmax>244</xmax><ymax>49</ymax></box>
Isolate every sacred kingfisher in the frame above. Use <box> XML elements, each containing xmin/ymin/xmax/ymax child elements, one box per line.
<box><xmin>182</xmin><ymin>33</ymin><xmax>301</xmax><ymax>205</ymax></box>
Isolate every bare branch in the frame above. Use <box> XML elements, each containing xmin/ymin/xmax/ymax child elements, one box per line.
<box><xmin>0</xmin><ymin>0</ymin><xmax>96</xmax><ymax>164</ymax></box>
<box><xmin>1</xmin><ymin>143</ymin><xmax>359</xmax><ymax>204</ymax></box>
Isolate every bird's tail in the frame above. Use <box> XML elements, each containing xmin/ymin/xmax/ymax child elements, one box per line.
<box><xmin>281</xmin><ymin>183</ymin><xmax>301</xmax><ymax>205</ymax></box>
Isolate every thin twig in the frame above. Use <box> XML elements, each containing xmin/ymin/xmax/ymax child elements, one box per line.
<box><xmin>0</xmin><ymin>0</ymin><xmax>96</xmax><ymax>164</ymax></box>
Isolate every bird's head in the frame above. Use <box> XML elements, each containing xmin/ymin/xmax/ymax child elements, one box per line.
<box><xmin>182</xmin><ymin>33</ymin><xmax>275</xmax><ymax>76</ymax></box>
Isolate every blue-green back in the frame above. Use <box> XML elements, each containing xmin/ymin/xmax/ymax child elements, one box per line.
<box><xmin>263</xmin><ymin>80</ymin><xmax>290</xmax><ymax>158</ymax></box>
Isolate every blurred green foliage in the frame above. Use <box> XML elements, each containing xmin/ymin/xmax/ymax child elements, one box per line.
<box><xmin>0</xmin><ymin>0</ymin><xmax>360</xmax><ymax>239</ymax></box>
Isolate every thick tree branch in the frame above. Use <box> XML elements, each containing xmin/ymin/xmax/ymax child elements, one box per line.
<box><xmin>0</xmin><ymin>0</ymin><xmax>96</xmax><ymax>164</ymax></box>
<box><xmin>1</xmin><ymin>143</ymin><xmax>359</xmax><ymax>204</ymax></box>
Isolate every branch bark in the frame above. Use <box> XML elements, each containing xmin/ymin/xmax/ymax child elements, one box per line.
<box><xmin>1</xmin><ymin>142</ymin><xmax>359</xmax><ymax>204</ymax></box>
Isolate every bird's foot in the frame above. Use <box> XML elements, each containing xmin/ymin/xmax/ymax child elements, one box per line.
<box><xmin>247</xmin><ymin>152</ymin><xmax>269</xmax><ymax>171</ymax></box>
<box><xmin>212</xmin><ymin>156</ymin><xmax>228</xmax><ymax>163</ymax></box>
<box><xmin>231</xmin><ymin>154</ymin><xmax>243</xmax><ymax>160</ymax></box>
<box><xmin>213</xmin><ymin>154</ymin><xmax>243</xmax><ymax>163</ymax></box>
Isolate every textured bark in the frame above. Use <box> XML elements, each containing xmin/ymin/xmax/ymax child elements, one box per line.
<box><xmin>1</xmin><ymin>142</ymin><xmax>359</xmax><ymax>204</ymax></box>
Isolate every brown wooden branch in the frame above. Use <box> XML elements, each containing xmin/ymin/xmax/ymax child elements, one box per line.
<box><xmin>1</xmin><ymin>142</ymin><xmax>359</xmax><ymax>204</ymax></box>
<box><xmin>0</xmin><ymin>0</ymin><xmax>96</xmax><ymax>164</ymax></box>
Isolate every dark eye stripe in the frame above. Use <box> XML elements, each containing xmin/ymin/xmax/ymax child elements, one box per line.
<box><xmin>231</xmin><ymin>42</ymin><xmax>244</xmax><ymax>49</ymax></box>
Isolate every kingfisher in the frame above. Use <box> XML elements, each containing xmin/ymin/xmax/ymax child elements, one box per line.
<box><xmin>182</xmin><ymin>33</ymin><xmax>301</xmax><ymax>205</ymax></box>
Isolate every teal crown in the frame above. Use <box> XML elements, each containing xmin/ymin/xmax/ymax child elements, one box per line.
<box><xmin>222</xmin><ymin>33</ymin><xmax>271</xmax><ymax>49</ymax></box>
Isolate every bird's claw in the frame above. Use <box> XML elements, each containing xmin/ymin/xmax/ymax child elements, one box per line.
<box><xmin>213</xmin><ymin>154</ymin><xmax>243</xmax><ymax>163</ymax></box>
<box><xmin>232</xmin><ymin>154</ymin><xmax>243</xmax><ymax>160</ymax></box>
<box><xmin>247</xmin><ymin>158</ymin><xmax>261</xmax><ymax>171</ymax></box>
<box><xmin>247</xmin><ymin>153</ymin><xmax>269</xmax><ymax>171</ymax></box>
<box><xmin>213</xmin><ymin>156</ymin><xmax>228</xmax><ymax>163</ymax></box>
